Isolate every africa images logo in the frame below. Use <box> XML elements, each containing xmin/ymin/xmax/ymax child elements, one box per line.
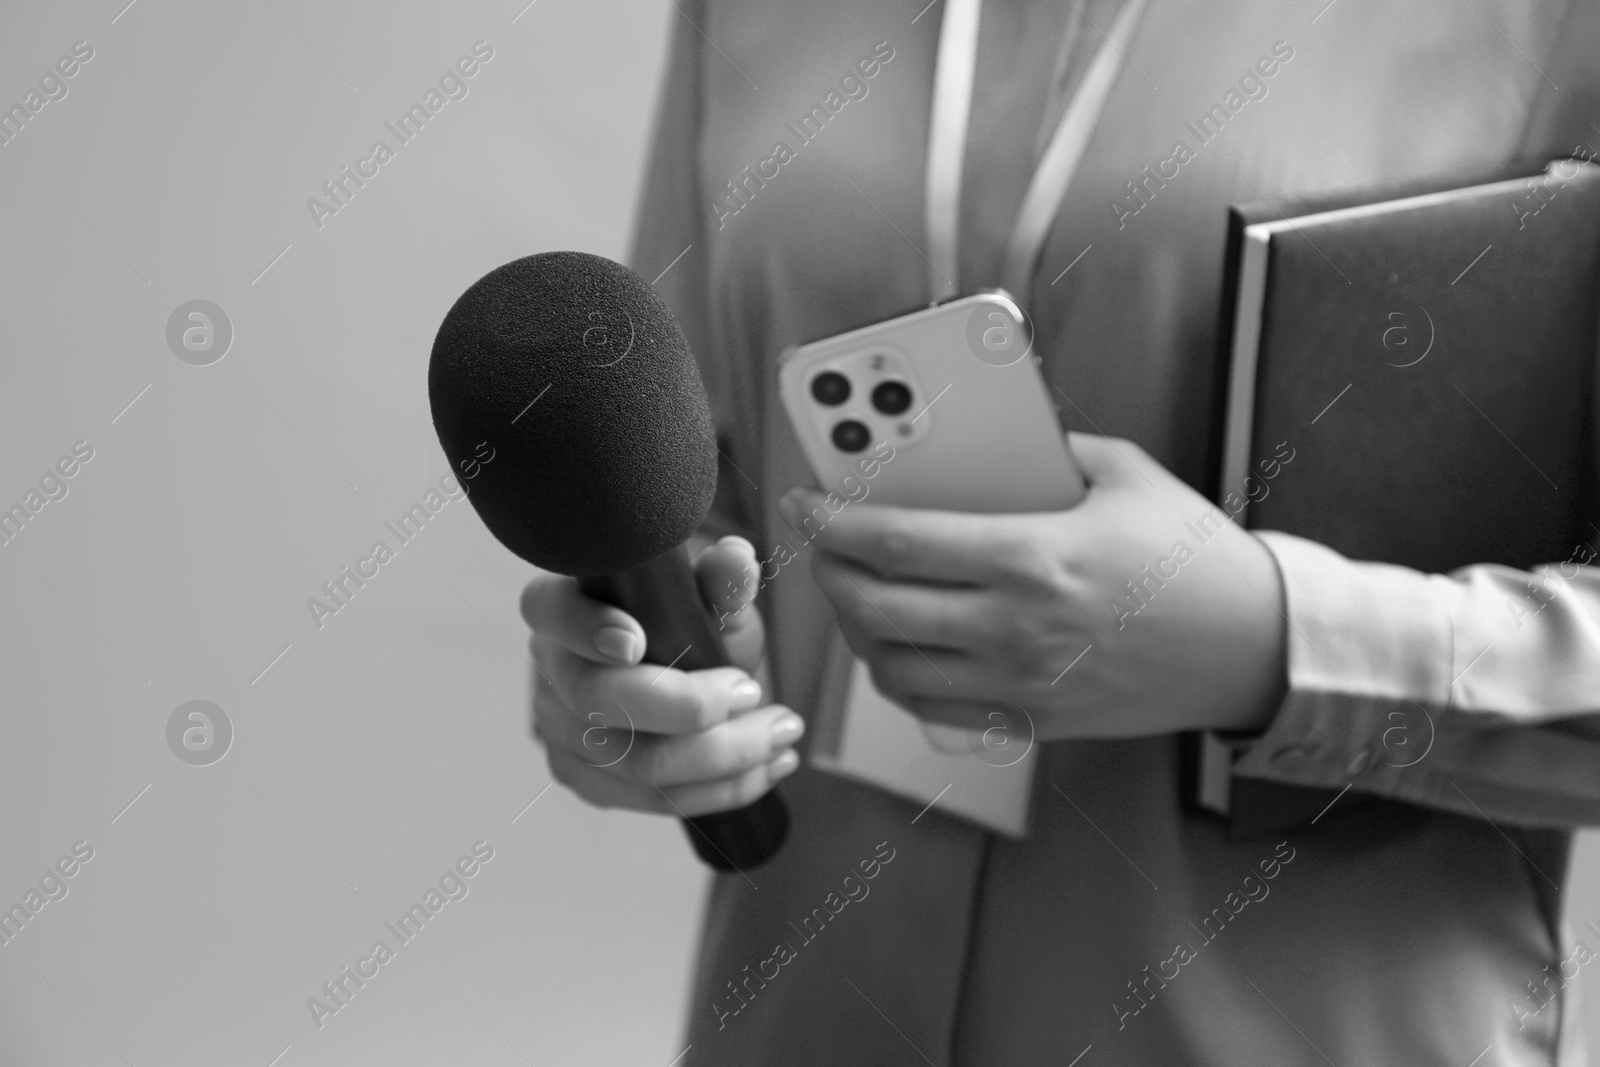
<box><xmin>1110</xmin><ymin>40</ymin><xmax>1295</xmax><ymax>229</ymax></box>
<box><xmin>0</xmin><ymin>39</ymin><xmax>94</xmax><ymax>151</ymax></box>
<box><xmin>305</xmin><ymin>41</ymin><xmax>495</xmax><ymax>230</ymax></box>
<box><xmin>711</xmin><ymin>841</ymin><xmax>897</xmax><ymax>1031</ymax></box>
<box><xmin>709</xmin><ymin>41</ymin><xmax>895</xmax><ymax>230</ymax></box>
<box><xmin>166</xmin><ymin>300</ymin><xmax>234</xmax><ymax>366</ymax></box>
<box><xmin>305</xmin><ymin>841</ymin><xmax>495</xmax><ymax>1030</ymax></box>
<box><xmin>166</xmin><ymin>700</ymin><xmax>233</xmax><ymax>766</ymax></box>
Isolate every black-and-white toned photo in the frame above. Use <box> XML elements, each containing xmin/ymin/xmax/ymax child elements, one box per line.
<box><xmin>3</xmin><ymin>1</ymin><xmax>1599</xmax><ymax>1064</ymax></box>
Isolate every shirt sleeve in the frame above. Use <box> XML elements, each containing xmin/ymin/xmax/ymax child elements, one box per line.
<box><xmin>1227</xmin><ymin>528</ymin><xmax>1600</xmax><ymax>829</ymax></box>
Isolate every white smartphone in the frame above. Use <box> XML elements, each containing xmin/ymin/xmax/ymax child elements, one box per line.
<box><xmin>777</xmin><ymin>290</ymin><xmax>1085</xmax><ymax>514</ymax></box>
<box><xmin>777</xmin><ymin>290</ymin><xmax>1085</xmax><ymax>836</ymax></box>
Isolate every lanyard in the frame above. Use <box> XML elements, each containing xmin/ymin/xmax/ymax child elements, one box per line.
<box><xmin>923</xmin><ymin>0</ymin><xmax>1148</xmax><ymax>307</ymax></box>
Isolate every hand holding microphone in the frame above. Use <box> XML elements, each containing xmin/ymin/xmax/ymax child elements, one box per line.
<box><xmin>518</xmin><ymin>537</ymin><xmax>802</xmax><ymax>822</ymax></box>
<box><xmin>428</xmin><ymin>251</ymin><xmax>796</xmax><ymax>870</ymax></box>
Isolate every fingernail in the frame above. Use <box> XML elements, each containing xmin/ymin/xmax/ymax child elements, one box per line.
<box><xmin>730</xmin><ymin>678</ymin><xmax>762</xmax><ymax>709</ymax></box>
<box><xmin>719</xmin><ymin>534</ymin><xmax>756</xmax><ymax>556</ymax></box>
<box><xmin>592</xmin><ymin>626</ymin><xmax>636</xmax><ymax>663</ymax></box>
<box><xmin>770</xmin><ymin>749</ymin><xmax>800</xmax><ymax>778</ymax></box>
<box><xmin>769</xmin><ymin>714</ymin><xmax>805</xmax><ymax>748</ymax></box>
<box><xmin>777</xmin><ymin>489</ymin><xmax>804</xmax><ymax>524</ymax></box>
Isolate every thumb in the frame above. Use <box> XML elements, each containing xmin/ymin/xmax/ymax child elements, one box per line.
<box><xmin>693</xmin><ymin>535</ymin><xmax>766</xmax><ymax>673</ymax></box>
<box><xmin>1066</xmin><ymin>432</ymin><xmax>1162</xmax><ymax>491</ymax></box>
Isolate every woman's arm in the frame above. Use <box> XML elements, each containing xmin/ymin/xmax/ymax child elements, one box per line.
<box><xmin>1231</xmin><ymin>530</ymin><xmax>1600</xmax><ymax>828</ymax></box>
<box><xmin>793</xmin><ymin>429</ymin><xmax>1600</xmax><ymax>831</ymax></box>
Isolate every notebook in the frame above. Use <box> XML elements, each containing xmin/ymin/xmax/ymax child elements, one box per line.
<box><xmin>1196</xmin><ymin>156</ymin><xmax>1600</xmax><ymax>836</ymax></box>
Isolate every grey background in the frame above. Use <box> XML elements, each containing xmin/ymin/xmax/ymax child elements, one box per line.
<box><xmin>0</xmin><ymin>2</ymin><xmax>1596</xmax><ymax>1064</ymax></box>
<box><xmin>0</xmin><ymin>2</ymin><xmax>706</xmax><ymax>1065</ymax></box>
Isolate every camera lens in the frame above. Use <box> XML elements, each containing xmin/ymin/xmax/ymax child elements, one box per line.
<box><xmin>811</xmin><ymin>371</ymin><xmax>851</xmax><ymax>406</ymax></box>
<box><xmin>831</xmin><ymin>419</ymin><xmax>871</xmax><ymax>453</ymax></box>
<box><xmin>871</xmin><ymin>380</ymin><xmax>912</xmax><ymax>415</ymax></box>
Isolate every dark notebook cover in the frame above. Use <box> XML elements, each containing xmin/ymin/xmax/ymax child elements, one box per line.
<box><xmin>1208</xmin><ymin>158</ymin><xmax>1600</xmax><ymax>839</ymax></box>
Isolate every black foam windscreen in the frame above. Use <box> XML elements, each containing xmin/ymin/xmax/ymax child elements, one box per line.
<box><xmin>428</xmin><ymin>251</ymin><xmax>718</xmax><ymax>577</ymax></box>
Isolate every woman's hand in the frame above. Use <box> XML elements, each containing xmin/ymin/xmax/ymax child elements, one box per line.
<box><xmin>785</xmin><ymin>433</ymin><xmax>1289</xmax><ymax>741</ymax></box>
<box><xmin>520</xmin><ymin>536</ymin><xmax>803</xmax><ymax>817</ymax></box>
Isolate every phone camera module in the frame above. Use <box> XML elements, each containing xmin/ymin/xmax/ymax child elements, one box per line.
<box><xmin>831</xmin><ymin>419</ymin><xmax>871</xmax><ymax>453</ymax></box>
<box><xmin>871</xmin><ymin>380</ymin><xmax>912</xmax><ymax>415</ymax></box>
<box><xmin>811</xmin><ymin>371</ymin><xmax>851</xmax><ymax>406</ymax></box>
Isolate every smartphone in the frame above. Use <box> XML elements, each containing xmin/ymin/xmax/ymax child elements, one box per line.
<box><xmin>777</xmin><ymin>290</ymin><xmax>1085</xmax><ymax>512</ymax></box>
<box><xmin>778</xmin><ymin>290</ymin><xmax>1085</xmax><ymax>828</ymax></box>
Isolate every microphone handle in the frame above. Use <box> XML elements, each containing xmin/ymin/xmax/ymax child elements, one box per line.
<box><xmin>579</xmin><ymin>544</ymin><xmax>790</xmax><ymax>872</ymax></box>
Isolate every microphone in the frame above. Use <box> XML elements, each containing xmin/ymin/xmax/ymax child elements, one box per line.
<box><xmin>427</xmin><ymin>250</ymin><xmax>790</xmax><ymax>872</ymax></box>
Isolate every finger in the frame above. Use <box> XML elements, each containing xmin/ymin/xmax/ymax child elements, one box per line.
<box><xmin>536</xmin><ymin>633</ymin><xmax>764</xmax><ymax>735</ymax></box>
<box><xmin>779</xmin><ymin>488</ymin><xmax>1031</xmax><ymax>585</ymax></box>
<box><xmin>834</xmin><ymin>612</ymin><xmax>883</xmax><ymax>666</ymax></box>
<box><xmin>535</xmin><ymin>694</ymin><xmax>659</xmax><ymax>771</ymax></box>
<box><xmin>903</xmin><ymin>696</ymin><xmax>1017</xmax><ymax>732</ymax></box>
<box><xmin>1065</xmin><ymin>432</ymin><xmax>1163</xmax><ymax>490</ymax></box>
<box><xmin>614</xmin><ymin>705</ymin><xmax>804</xmax><ymax>787</ymax></box>
<box><xmin>520</xmin><ymin>573</ymin><xmax>646</xmax><ymax>667</ymax></box>
<box><xmin>859</xmin><ymin>642</ymin><xmax>1017</xmax><ymax>703</ymax></box>
<box><xmin>544</xmin><ymin>741</ymin><xmax>673</xmax><ymax>813</ymax></box>
<box><xmin>695</xmin><ymin>535</ymin><xmax>761</xmax><ymax>617</ymax></box>
<box><xmin>812</xmin><ymin>550</ymin><xmax>988</xmax><ymax>650</ymax></box>
<box><xmin>529</xmin><ymin>638</ymin><xmax>570</xmax><ymax>719</ymax></box>
<box><xmin>657</xmin><ymin>753</ymin><xmax>800</xmax><ymax>819</ymax></box>
<box><xmin>545</xmin><ymin>742</ymin><xmax>800</xmax><ymax>818</ymax></box>
<box><xmin>695</xmin><ymin>535</ymin><xmax>766</xmax><ymax>672</ymax></box>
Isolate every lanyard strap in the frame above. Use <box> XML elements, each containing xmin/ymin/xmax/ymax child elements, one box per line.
<box><xmin>924</xmin><ymin>0</ymin><xmax>1148</xmax><ymax>308</ymax></box>
<box><xmin>924</xmin><ymin>0</ymin><xmax>982</xmax><ymax>304</ymax></box>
